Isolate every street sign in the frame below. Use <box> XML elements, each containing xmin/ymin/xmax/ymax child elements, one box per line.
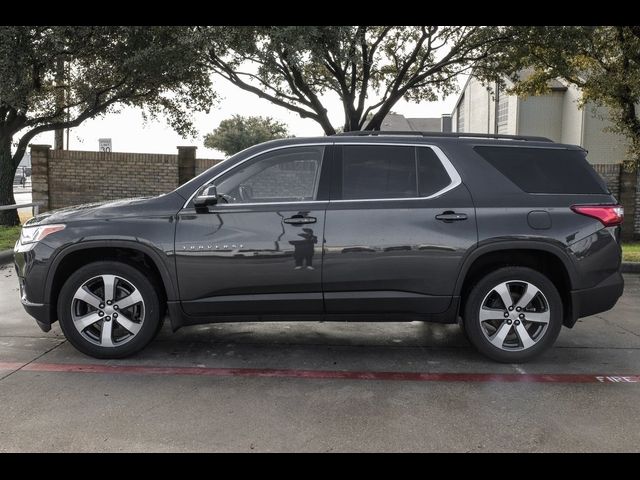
<box><xmin>99</xmin><ymin>138</ymin><xmax>112</xmax><ymax>152</ymax></box>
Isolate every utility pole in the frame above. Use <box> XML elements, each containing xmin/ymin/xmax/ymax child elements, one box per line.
<box><xmin>66</xmin><ymin>61</ymin><xmax>70</xmax><ymax>150</ymax></box>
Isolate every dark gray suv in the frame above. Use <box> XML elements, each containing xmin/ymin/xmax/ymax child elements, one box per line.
<box><xmin>13</xmin><ymin>132</ymin><xmax>624</xmax><ymax>362</ymax></box>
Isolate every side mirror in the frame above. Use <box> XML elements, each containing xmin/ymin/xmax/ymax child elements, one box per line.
<box><xmin>193</xmin><ymin>185</ymin><xmax>218</xmax><ymax>212</ymax></box>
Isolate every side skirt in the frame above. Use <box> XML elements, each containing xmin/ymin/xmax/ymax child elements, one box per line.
<box><xmin>166</xmin><ymin>297</ymin><xmax>460</xmax><ymax>331</ymax></box>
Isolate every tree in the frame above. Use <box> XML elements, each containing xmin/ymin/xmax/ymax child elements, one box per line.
<box><xmin>204</xmin><ymin>115</ymin><xmax>290</xmax><ymax>156</ymax></box>
<box><xmin>478</xmin><ymin>26</ymin><xmax>640</xmax><ymax>171</ymax></box>
<box><xmin>201</xmin><ymin>26</ymin><xmax>510</xmax><ymax>135</ymax></box>
<box><xmin>0</xmin><ymin>26</ymin><xmax>216</xmax><ymax>226</ymax></box>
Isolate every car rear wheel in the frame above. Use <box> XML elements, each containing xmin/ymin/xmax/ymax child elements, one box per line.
<box><xmin>463</xmin><ymin>267</ymin><xmax>563</xmax><ymax>363</ymax></box>
<box><xmin>57</xmin><ymin>261</ymin><xmax>161</xmax><ymax>359</ymax></box>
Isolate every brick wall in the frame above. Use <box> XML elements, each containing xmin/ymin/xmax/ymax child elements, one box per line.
<box><xmin>592</xmin><ymin>163</ymin><xmax>621</xmax><ymax>198</ymax></box>
<box><xmin>31</xmin><ymin>145</ymin><xmax>221</xmax><ymax>212</ymax></box>
<box><xmin>196</xmin><ymin>158</ymin><xmax>221</xmax><ymax>175</ymax></box>
<box><xmin>48</xmin><ymin>150</ymin><xmax>179</xmax><ymax>209</ymax></box>
<box><xmin>593</xmin><ymin>163</ymin><xmax>639</xmax><ymax>240</ymax></box>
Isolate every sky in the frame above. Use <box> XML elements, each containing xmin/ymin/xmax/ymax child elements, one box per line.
<box><xmin>26</xmin><ymin>74</ymin><xmax>465</xmax><ymax>159</ymax></box>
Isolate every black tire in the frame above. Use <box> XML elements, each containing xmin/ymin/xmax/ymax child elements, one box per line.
<box><xmin>463</xmin><ymin>267</ymin><xmax>563</xmax><ymax>363</ymax></box>
<box><xmin>57</xmin><ymin>261</ymin><xmax>161</xmax><ymax>359</ymax></box>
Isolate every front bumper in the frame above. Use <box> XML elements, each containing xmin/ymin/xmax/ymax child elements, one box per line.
<box><xmin>14</xmin><ymin>241</ymin><xmax>56</xmax><ymax>332</ymax></box>
<box><xmin>569</xmin><ymin>271</ymin><xmax>624</xmax><ymax>327</ymax></box>
<box><xmin>21</xmin><ymin>299</ymin><xmax>53</xmax><ymax>332</ymax></box>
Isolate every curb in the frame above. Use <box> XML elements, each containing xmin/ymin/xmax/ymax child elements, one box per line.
<box><xmin>0</xmin><ymin>249</ymin><xmax>13</xmax><ymax>265</ymax></box>
<box><xmin>622</xmin><ymin>262</ymin><xmax>640</xmax><ymax>274</ymax></box>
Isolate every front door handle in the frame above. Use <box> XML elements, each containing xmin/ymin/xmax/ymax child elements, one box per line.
<box><xmin>435</xmin><ymin>211</ymin><xmax>468</xmax><ymax>222</ymax></box>
<box><xmin>284</xmin><ymin>216</ymin><xmax>317</xmax><ymax>225</ymax></box>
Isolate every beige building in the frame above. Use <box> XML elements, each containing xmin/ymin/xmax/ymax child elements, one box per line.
<box><xmin>382</xmin><ymin>112</ymin><xmax>451</xmax><ymax>132</ymax></box>
<box><xmin>451</xmin><ymin>74</ymin><xmax>630</xmax><ymax>165</ymax></box>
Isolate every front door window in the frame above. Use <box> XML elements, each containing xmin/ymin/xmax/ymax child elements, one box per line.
<box><xmin>213</xmin><ymin>146</ymin><xmax>325</xmax><ymax>204</ymax></box>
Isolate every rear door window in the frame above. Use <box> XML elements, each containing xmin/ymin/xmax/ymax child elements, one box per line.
<box><xmin>339</xmin><ymin>145</ymin><xmax>452</xmax><ymax>200</ymax></box>
<box><xmin>341</xmin><ymin>145</ymin><xmax>416</xmax><ymax>200</ymax></box>
<box><xmin>474</xmin><ymin>146</ymin><xmax>609</xmax><ymax>194</ymax></box>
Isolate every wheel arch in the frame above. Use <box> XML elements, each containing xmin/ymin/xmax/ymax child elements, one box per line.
<box><xmin>455</xmin><ymin>240</ymin><xmax>578</xmax><ymax>327</ymax></box>
<box><xmin>45</xmin><ymin>240</ymin><xmax>177</xmax><ymax>321</ymax></box>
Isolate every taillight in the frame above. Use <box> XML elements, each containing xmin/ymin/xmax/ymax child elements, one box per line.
<box><xmin>571</xmin><ymin>205</ymin><xmax>624</xmax><ymax>227</ymax></box>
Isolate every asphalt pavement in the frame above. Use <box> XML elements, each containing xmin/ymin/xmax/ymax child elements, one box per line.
<box><xmin>0</xmin><ymin>261</ymin><xmax>639</xmax><ymax>452</ymax></box>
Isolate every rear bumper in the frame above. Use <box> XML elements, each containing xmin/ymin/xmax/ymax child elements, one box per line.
<box><xmin>569</xmin><ymin>271</ymin><xmax>624</xmax><ymax>326</ymax></box>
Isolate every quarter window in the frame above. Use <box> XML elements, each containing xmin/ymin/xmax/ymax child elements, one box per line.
<box><xmin>474</xmin><ymin>146</ymin><xmax>609</xmax><ymax>194</ymax></box>
<box><xmin>213</xmin><ymin>146</ymin><xmax>324</xmax><ymax>203</ymax></box>
<box><xmin>418</xmin><ymin>147</ymin><xmax>453</xmax><ymax>197</ymax></box>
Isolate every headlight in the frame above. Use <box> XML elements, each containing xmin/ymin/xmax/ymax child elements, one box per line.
<box><xmin>19</xmin><ymin>224</ymin><xmax>66</xmax><ymax>245</ymax></box>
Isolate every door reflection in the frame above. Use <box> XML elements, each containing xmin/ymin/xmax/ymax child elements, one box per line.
<box><xmin>289</xmin><ymin>227</ymin><xmax>317</xmax><ymax>270</ymax></box>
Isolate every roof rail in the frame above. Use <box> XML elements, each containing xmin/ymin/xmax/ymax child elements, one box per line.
<box><xmin>331</xmin><ymin>130</ymin><xmax>553</xmax><ymax>142</ymax></box>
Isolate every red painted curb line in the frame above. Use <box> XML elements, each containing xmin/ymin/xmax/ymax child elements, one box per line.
<box><xmin>1</xmin><ymin>361</ymin><xmax>639</xmax><ymax>384</ymax></box>
<box><xmin>0</xmin><ymin>362</ymin><xmax>26</xmax><ymax>371</ymax></box>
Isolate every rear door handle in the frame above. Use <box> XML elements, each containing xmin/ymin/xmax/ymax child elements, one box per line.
<box><xmin>284</xmin><ymin>216</ymin><xmax>317</xmax><ymax>225</ymax></box>
<box><xmin>435</xmin><ymin>211</ymin><xmax>468</xmax><ymax>222</ymax></box>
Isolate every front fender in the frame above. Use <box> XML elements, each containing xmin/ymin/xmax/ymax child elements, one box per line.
<box><xmin>44</xmin><ymin>238</ymin><xmax>179</xmax><ymax>304</ymax></box>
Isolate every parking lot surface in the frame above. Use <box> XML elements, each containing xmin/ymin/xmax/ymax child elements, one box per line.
<box><xmin>1</xmin><ymin>262</ymin><xmax>639</xmax><ymax>452</ymax></box>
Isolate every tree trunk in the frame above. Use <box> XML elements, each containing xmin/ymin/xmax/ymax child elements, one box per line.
<box><xmin>364</xmin><ymin>96</ymin><xmax>402</xmax><ymax>131</ymax></box>
<box><xmin>0</xmin><ymin>134</ymin><xmax>20</xmax><ymax>227</ymax></box>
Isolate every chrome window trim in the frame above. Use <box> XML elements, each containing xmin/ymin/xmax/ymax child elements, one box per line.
<box><xmin>182</xmin><ymin>141</ymin><xmax>462</xmax><ymax>209</ymax></box>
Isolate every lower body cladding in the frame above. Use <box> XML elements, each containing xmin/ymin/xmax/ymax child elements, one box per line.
<box><xmin>166</xmin><ymin>297</ymin><xmax>462</xmax><ymax>331</ymax></box>
<box><xmin>570</xmin><ymin>271</ymin><xmax>624</xmax><ymax>325</ymax></box>
<box><xmin>166</xmin><ymin>268</ymin><xmax>623</xmax><ymax>331</ymax></box>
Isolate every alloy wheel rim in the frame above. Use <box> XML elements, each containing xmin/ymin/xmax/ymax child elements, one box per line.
<box><xmin>478</xmin><ymin>280</ymin><xmax>550</xmax><ymax>352</ymax></box>
<box><xmin>71</xmin><ymin>274</ymin><xmax>145</xmax><ymax>347</ymax></box>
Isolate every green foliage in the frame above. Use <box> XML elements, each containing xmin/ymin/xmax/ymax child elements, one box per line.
<box><xmin>477</xmin><ymin>26</ymin><xmax>640</xmax><ymax>170</ymax></box>
<box><xmin>202</xmin><ymin>26</ymin><xmax>510</xmax><ymax>134</ymax></box>
<box><xmin>0</xmin><ymin>226</ymin><xmax>20</xmax><ymax>250</ymax></box>
<box><xmin>204</xmin><ymin>115</ymin><xmax>290</xmax><ymax>156</ymax></box>
<box><xmin>0</xmin><ymin>26</ymin><xmax>216</xmax><ymax>225</ymax></box>
<box><xmin>622</xmin><ymin>243</ymin><xmax>640</xmax><ymax>263</ymax></box>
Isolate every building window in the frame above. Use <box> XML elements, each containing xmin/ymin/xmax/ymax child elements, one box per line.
<box><xmin>497</xmin><ymin>90</ymin><xmax>509</xmax><ymax>134</ymax></box>
<box><xmin>456</xmin><ymin>94</ymin><xmax>465</xmax><ymax>133</ymax></box>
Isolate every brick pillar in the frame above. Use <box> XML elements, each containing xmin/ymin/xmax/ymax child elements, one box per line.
<box><xmin>30</xmin><ymin>144</ymin><xmax>51</xmax><ymax>213</ymax></box>
<box><xmin>177</xmin><ymin>146</ymin><xmax>197</xmax><ymax>185</ymax></box>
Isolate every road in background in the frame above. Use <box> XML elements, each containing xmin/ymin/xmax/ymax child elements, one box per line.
<box><xmin>13</xmin><ymin>185</ymin><xmax>33</xmax><ymax>223</ymax></box>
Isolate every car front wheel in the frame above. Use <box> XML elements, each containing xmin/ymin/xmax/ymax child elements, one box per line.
<box><xmin>57</xmin><ymin>261</ymin><xmax>161</xmax><ymax>359</ymax></box>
